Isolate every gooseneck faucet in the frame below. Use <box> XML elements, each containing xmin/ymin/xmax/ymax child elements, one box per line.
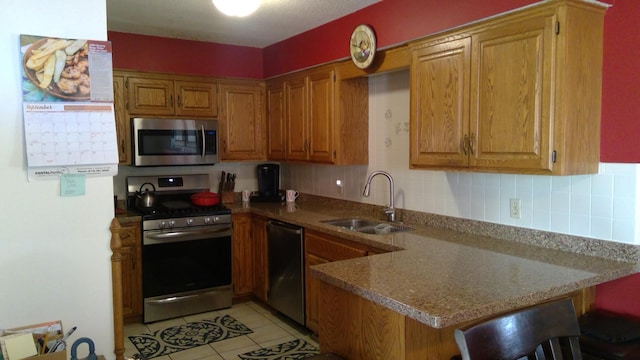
<box><xmin>363</xmin><ymin>170</ymin><xmax>396</xmax><ymax>222</ymax></box>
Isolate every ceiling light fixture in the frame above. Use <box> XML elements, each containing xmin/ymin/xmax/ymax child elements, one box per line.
<box><xmin>213</xmin><ymin>0</ymin><xmax>261</xmax><ymax>17</ymax></box>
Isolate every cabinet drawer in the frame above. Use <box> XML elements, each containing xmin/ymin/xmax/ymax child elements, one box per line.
<box><xmin>306</xmin><ymin>231</ymin><xmax>367</xmax><ymax>261</ymax></box>
<box><xmin>119</xmin><ymin>226</ymin><xmax>138</xmax><ymax>246</ymax></box>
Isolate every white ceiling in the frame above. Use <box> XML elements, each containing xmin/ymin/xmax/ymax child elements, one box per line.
<box><xmin>106</xmin><ymin>0</ymin><xmax>381</xmax><ymax>48</ymax></box>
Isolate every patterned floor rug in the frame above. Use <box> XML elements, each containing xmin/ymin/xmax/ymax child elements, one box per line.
<box><xmin>128</xmin><ymin>314</ymin><xmax>252</xmax><ymax>359</ymax></box>
<box><xmin>238</xmin><ymin>339</ymin><xmax>319</xmax><ymax>360</ymax></box>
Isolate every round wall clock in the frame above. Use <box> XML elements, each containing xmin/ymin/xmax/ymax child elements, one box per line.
<box><xmin>350</xmin><ymin>24</ymin><xmax>376</xmax><ymax>69</ymax></box>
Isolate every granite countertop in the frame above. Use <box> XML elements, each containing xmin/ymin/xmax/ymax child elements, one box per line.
<box><xmin>229</xmin><ymin>197</ymin><xmax>640</xmax><ymax>329</ymax></box>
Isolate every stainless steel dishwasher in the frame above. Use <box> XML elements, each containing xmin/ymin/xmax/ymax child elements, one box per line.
<box><xmin>267</xmin><ymin>220</ymin><xmax>305</xmax><ymax>325</ymax></box>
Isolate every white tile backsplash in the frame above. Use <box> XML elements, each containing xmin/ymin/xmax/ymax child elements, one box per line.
<box><xmin>282</xmin><ymin>70</ymin><xmax>640</xmax><ymax>245</ymax></box>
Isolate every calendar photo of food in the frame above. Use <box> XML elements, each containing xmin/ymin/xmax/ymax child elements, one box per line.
<box><xmin>20</xmin><ymin>35</ymin><xmax>111</xmax><ymax>102</ymax></box>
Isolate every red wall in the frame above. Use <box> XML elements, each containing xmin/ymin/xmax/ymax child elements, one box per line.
<box><xmin>263</xmin><ymin>0</ymin><xmax>536</xmax><ymax>77</ymax></box>
<box><xmin>595</xmin><ymin>274</ymin><xmax>640</xmax><ymax>318</ymax></box>
<box><xmin>600</xmin><ymin>0</ymin><xmax>640</xmax><ymax>163</ymax></box>
<box><xmin>108</xmin><ymin>31</ymin><xmax>263</xmax><ymax>79</ymax></box>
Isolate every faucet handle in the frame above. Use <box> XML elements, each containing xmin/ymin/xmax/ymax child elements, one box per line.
<box><xmin>383</xmin><ymin>207</ymin><xmax>396</xmax><ymax>222</ymax></box>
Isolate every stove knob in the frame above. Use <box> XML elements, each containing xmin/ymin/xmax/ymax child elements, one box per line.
<box><xmin>187</xmin><ymin>218</ymin><xmax>194</xmax><ymax>225</ymax></box>
<box><xmin>204</xmin><ymin>217</ymin><xmax>212</xmax><ymax>224</ymax></box>
<box><xmin>159</xmin><ymin>221</ymin><xmax>167</xmax><ymax>229</ymax></box>
<box><xmin>169</xmin><ymin>220</ymin><xmax>176</xmax><ymax>228</ymax></box>
<box><xmin>213</xmin><ymin>216</ymin><xmax>220</xmax><ymax>223</ymax></box>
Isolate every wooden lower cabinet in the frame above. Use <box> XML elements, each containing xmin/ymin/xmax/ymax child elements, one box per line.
<box><xmin>115</xmin><ymin>219</ymin><xmax>142</xmax><ymax>324</ymax></box>
<box><xmin>304</xmin><ymin>230</ymin><xmax>371</xmax><ymax>334</ymax></box>
<box><xmin>318</xmin><ymin>281</ymin><xmax>595</xmax><ymax>360</ymax></box>
<box><xmin>232</xmin><ymin>213</ymin><xmax>254</xmax><ymax>297</ymax></box>
<box><xmin>252</xmin><ymin>216</ymin><xmax>268</xmax><ymax>302</ymax></box>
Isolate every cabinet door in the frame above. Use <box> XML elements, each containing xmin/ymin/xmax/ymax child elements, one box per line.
<box><xmin>286</xmin><ymin>77</ymin><xmax>309</xmax><ymax>161</ymax></box>
<box><xmin>126</xmin><ymin>77</ymin><xmax>175</xmax><ymax>115</ymax></box>
<box><xmin>252</xmin><ymin>216</ymin><xmax>268</xmax><ymax>302</ymax></box>
<box><xmin>219</xmin><ymin>83</ymin><xmax>265</xmax><ymax>160</ymax></box>
<box><xmin>232</xmin><ymin>213</ymin><xmax>253</xmax><ymax>297</ymax></box>
<box><xmin>469</xmin><ymin>15</ymin><xmax>554</xmax><ymax>171</ymax></box>
<box><xmin>304</xmin><ymin>230</ymin><xmax>367</xmax><ymax>334</ymax></box>
<box><xmin>308</xmin><ymin>70</ymin><xmax>335</xmax><ymax>163</ymax></box>
<box><xmin>175</xmin><ymin>80</ymin><xmax>218</xmax><ymax>117</ymax></box>
<box><xmin>119</xmin><ymin>223</ymin><xmax>142</xmax><ymax>323</ymax></box>
<box><xmin>410</xmin><ymin>38</ymin><xmax>470</xmax><ymax>168</ymax></box>
<box><xmin>266</xmin><ymin>83</ymin><xmax>287</xmax><ymax>160</ymax></box>
<box><xmin>304</xmin><ymin>252</ymin><xmax>329</xmax><ymax>334</ymax></box>
<box><xmin>113</xmin><ymin>75</ymin><xmax>130</xmax><ymax>164</ymax></box>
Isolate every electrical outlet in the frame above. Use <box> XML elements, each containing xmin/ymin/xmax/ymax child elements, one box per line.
<box><xmin>509</xmin><ymin>198</ymin><xmax>522</xmax><ymax>219</ymax></box>
<box><xmin>336</xmin><ymin>179</ymin><xmax>343</xmax><ymax>195</ymax></box>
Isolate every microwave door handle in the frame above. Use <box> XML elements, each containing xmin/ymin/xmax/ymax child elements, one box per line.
<box><xmin>201</xmin><ymin>125</ymin><xmax>206</xmax><ymax>158</ymax></box>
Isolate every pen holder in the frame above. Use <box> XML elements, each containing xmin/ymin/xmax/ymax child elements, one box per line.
<box><xmin>221</xmin><ymin>191</ymin><xmax>235</xmax><ymax>204</ymax></box>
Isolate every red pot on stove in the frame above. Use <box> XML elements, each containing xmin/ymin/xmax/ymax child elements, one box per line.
<box><xmin>190</xmin><ymin>191</ymin><xmax>221</xmax><ymax>206</ymax></box>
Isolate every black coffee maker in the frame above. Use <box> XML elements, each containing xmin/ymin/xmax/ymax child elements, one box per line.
<box><xmin>251</xmin><ymin>164</ymin><xmax>284</xmax><ymax>202</ymax></box>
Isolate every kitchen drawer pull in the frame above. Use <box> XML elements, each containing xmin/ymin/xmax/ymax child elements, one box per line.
<box><xmin>469</xmin><ymin>133</ymin><xmax>475</xmax><ymax>155</ymax></box>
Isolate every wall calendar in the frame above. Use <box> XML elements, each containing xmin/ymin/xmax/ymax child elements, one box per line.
<box><xmin>20</xmin><ymin>34</ymin><xmax>118</xmax><ymax>180</ymax></box>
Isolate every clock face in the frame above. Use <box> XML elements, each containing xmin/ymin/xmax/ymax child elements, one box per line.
<box><xmin>350</xmin><ymin>24</ymin><xmax>376</xmax><ymax>69</ymax></box>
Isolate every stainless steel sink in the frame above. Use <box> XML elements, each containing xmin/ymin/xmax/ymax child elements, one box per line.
<box><xmin>321</xmin><ymin>218</ymin><xmax>414</xmax><ymax>235</ymax></box>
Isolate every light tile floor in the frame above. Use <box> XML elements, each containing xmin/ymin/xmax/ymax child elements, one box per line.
<box><xmin>124</xmin><ymin>301</ymin><xmax>318</xmax><ymax>360</ymax></box>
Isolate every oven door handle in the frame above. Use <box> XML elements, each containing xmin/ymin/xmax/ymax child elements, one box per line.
<box><xmin>147</xmin><ymin>289</ymin><xmax>223</xmax><ymax>304</ymax></box>
<box><xmin>145</xmin><ymin>227</ymin><xmax>232</xmax><ymax>244</ymax></box>
<box><xmin>201</xmin><ymin>125</ymin><xmax>206</xmax><ymax>158</ymax></box>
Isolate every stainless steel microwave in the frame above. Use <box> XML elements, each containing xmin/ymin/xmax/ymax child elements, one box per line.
<box><xmin>132</xmin><ymin>118</ymin><xmax>219</xmax><ymax>167</ymax></box>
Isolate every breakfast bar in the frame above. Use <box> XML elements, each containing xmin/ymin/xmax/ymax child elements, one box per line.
<box><xmin>242</xmin><ymin>198</ymin><xmax>640</xmax><ymax>359</ymax></box>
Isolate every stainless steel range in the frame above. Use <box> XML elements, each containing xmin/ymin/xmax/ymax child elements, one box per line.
<box><xmin>126</xmin><ymin>174</ymin><xmax>232</xmax><ymax>323</ymax></box>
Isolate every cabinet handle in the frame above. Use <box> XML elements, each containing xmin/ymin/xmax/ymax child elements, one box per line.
<box><xmin>462</xmin><ymin>135</ymin><xmax>468</xmax><ymax>155</ymax></box>
<box><xmin>223</xmin><ymin>140</ymin><xmax>227</xmax><ymax>152</ymax></box>
<box><xmin>169</xmin><ymin>95</ymin><xmax>173</xmax><ymax>108</ymax></box>
<box><xmin>120</xmin><ymin>139</ymin><xmax>125</xmax><ymax>154</ymax></box>
<box><xmin>131</xmin><ymin>256</ymin><xmax>136</xmax><ymax>269</ymax></box>
<box><xmin>469</xmin><ymin>133</ymin><xmax>475</xmax><ymax>155</ymax></box>
<box><xmin>177</xmin><ymin>95</ymin><xmax>182</xmax><ymax>107</ymax></box>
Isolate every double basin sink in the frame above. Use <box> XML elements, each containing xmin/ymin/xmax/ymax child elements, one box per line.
<box><xmin>321</xmin><ymin>218</ymin><xmax>414</xmax><ymax>235</ymax></box>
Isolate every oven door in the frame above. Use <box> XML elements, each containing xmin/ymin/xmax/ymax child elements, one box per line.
<box><xmin>142</xmin><ymin>224</ymin><xmax>232</xmax><ymax>298</ymax></box>
<box><xmin>132</xmin><ymin>117</ymin><xmax>218</xmax><ymax>167</ymax></box>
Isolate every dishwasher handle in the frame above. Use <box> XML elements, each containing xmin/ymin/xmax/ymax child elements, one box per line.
<box><xmin>268</xmin><ymin>220</ymin><xmax>303</xmax><ymax>234</ymax></box>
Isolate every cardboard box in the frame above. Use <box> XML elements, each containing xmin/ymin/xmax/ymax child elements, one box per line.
<box><xmin>2</xmin><ymin>321</ymin><xmax>67</xmax><ymax>360</ymax></box>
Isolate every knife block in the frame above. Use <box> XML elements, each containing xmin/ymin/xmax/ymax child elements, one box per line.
<box><xmin>221</xmin><ymin>191</ymin><xmax>235</xmax><ymax>204</ymax></box>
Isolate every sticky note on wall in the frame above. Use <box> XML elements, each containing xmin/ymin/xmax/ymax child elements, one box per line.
<box><xmin>60</xmin><ymin>173</ymin><xmax>86</xmax><ymax>196</ymax></box>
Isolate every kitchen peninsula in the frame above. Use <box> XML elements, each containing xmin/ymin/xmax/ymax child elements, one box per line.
<box><xmin>234</xmin><ymin>196</ymin><xmax>640</xmax><ymax>360</ymax></box>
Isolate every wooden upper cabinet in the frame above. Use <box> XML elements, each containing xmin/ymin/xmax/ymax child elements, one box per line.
<box><xmin>267</xmin><ymin>66</ymin><xmax>368</xmax><ymax>164</ymax></box>
<box><xmin>285</xmin><ymin>75</ymin><xmax>309</xmax><ymax>161</ymax></box>
<box><xmin>266</xmin><ymin>81</ymin><xmax>286</xmax><ymax>161</ymax></box>
<box><xmin>409</xmin><ymin>0</ymin><xmax>605</xmax><ymax>175</ymax></box>
<box><xmin>219</xmin><ymin>82</ymin><xmax>266</xmax><ymax>161</ymax></box>
<box><xmin>469</xmin><ymin>16</ymin><xmax>554</xmax><ymax>171</ymax></box>
<box><xmin>126</xmin><ymin>76</ymin><xmax>218</xmax><ymax>117</ymax></box>
<box><xmin>308</xmin><ymin>71</ymin><xmax>335</xmax><ymax>163</ymax></box>
<box><xmin>410</xmin><ymin>37</ymin><xmax>470</xmax><ymax>168</ymax></box>
<box><xmin>127</xmin><ymin>77</ymin><xmax>174</xmax><ymax>115</ymax></box>
<box><xmin>113</xmin><ymin>75</ymin><xmax>130</xmax><ymax>164</ymax></box>
<box><xmin>175</xmin><ymin>81</ymin><xmax>218</xmax><ymax>117</ymax></box>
